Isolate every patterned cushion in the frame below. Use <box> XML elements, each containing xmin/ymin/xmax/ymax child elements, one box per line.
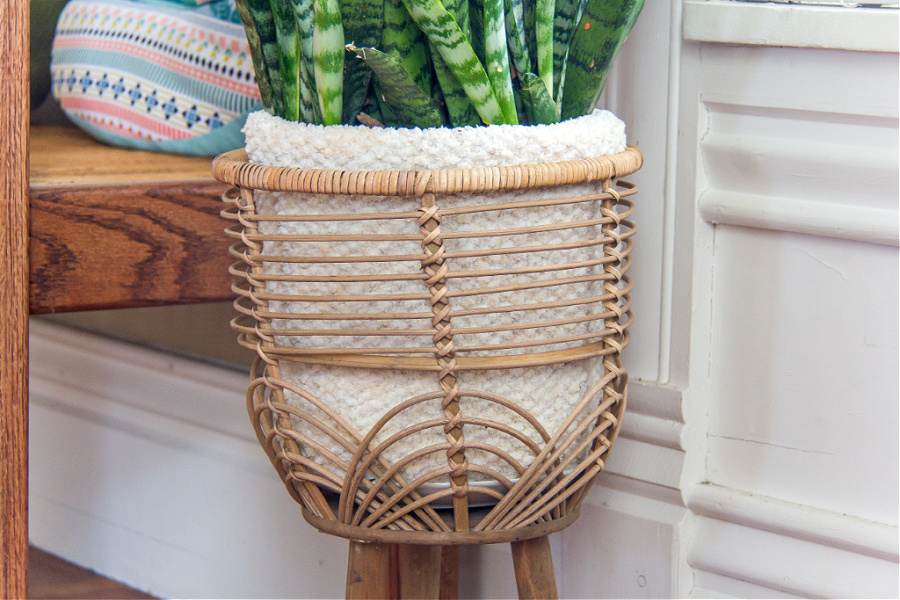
<box><xmin>51</xmin><ymin>0</ymin><xmax>262</xmax><ymax>156</ymax></box>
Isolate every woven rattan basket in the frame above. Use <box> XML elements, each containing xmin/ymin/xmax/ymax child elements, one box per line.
<box><xmin>213</xmin><ymin>146</ymin><xmax>642</xmax><ymax>545</ymax></box>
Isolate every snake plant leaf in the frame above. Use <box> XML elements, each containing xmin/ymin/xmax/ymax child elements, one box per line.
<box><xmin>551</xmin><ymin>0</ymin><xmax>587</xmax><ymax>99</ymax></box>
<box><xmin>383</xmin><ymin>0</ymin><xmax>432</xmax><ymax>93</ymax></box>
<box><xmin>561</xmin><ymin>0</ymin><xmax>643</xmax><ymax>121</ymax></box>
<box><xmin>519</xmin><ymin>71</ymin><xmax>559</xmax><ymax>124</ymax></box>
<box><xmin>430</xmin><ymin>44</ymin><xmax>480</xmax><ymax>126</ymax></box>
<box><xmin>232</xmin><ymin>0</ymin><xmax>274</xmax><ymax>112</ymax></box>
<box><xmin>534</xmin><ymin>0</ymin><xmax>553</xmax><ymax>95</ymax></box>
<box><xmin>441</xmin><ymin>0</ymin><xmax>470</xmax><ymax>45</ymax></box>
<box><xmin>270</xmin><ymin>0</ymin><xmax>303</xmax><ymax>121</ymax></box>
<box><xmin>483</xmin><ymin>0</ymin><xmax>517</xmax><ymax>124</ymax></box>
<box><xmin>290</xmin><ymin>0</ymin><xmax>316</xmax><ymax>91</ymax></box>
<box><xmin>398</xmin><ymin>0</ymin><xmax>511</xmax><ymax>125</ymax></box>
<box><xmin>244</xmin><ymin>0</ymin><xmax>285</xmax><ymax>116</ymax></box>
<box><xmin>468</xmin><ymin>0</ymin><xmax>485</xmax><ymax>67</ymax></box>
<box><xmin>313</xmin><ymin>0</ymin><xmax>346</xmax><ymax>124</ymax></box>
<box><xmin>341</xmin><ymin>0</ymin><xmax>383</xmax><ymax>123</ymax></box>
<box><xmin>347</xmin><ymin>44</ymin><xmax>444</xmax><ymax>128</ymax></box>
<box><xmin>342</xmin><ymin>58</ymin><xmax>373</xmax><ymax>124</ymax></box>
<box><xmin>503</xmin><ymin>0</ymin><xmax>530</xmax><ymax>78</ymax></box>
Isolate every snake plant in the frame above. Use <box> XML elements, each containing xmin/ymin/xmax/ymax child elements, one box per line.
<box><xmin>235</xmin><ymin>0</ymin><xmax>642</xmax><ymax>127</ymax></box>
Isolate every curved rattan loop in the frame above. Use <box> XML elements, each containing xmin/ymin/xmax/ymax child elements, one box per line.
<box><xmin>217</xmin><ymin>145</ymin><xmax>642</xmax><ymax>545</ymax></box>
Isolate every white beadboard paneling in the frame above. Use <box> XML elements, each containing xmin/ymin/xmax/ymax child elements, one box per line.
<box><xmin>620</xmin><ymin>381</ymin><xmax>685</xmax><ymax>451</ymax></box>
<box><xmin>706</xmin><ymin>226</ymin><xmax>899</xmax><ymax>525</ymax></box>
<box><xmin>688</xmin><ymin>515</ymin><xmax>899</xmax><ymax>598</ymax></box>
<box><xmin>684</xmin><ymin>0</ymin><xmax>900</xmax><ymax>52</ymax></box>
<box><xmin>603</xmin><ymin>437</ymin><xmax>684</xmax><ymax>491</ymax></box>
<box><xmin>701</xmin><ymin>105</ymin><xmax>899</xmax><ymax>210</ymax></box>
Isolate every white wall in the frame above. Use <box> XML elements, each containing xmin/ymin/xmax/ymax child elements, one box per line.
<box><xmin>29</xmin><ymin>1</ymin><xmax>899</xmax><ymax>598</ymax></box>
<box><xmin>678</xmin><ymin>2</ymin><xmax>899</xmax><ymax>597</ymax></box>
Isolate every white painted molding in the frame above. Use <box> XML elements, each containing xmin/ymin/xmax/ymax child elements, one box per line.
<box><xmin>683</xmin><ymin>0</ymin><xmax>900</xmax><ymax>52</ymax></box>
<box><xmin>698</xmin><ymin>188</ymin><xmax>900</xmax><ymax>245</ymax></box>
<box><xmin>617</xmin><ymin>411</ymin><xmax>683</xmax><ymax>451</ymax></box>
<box><xmin>688</xmin><ymin>513</ymin><xmax>899</xmax><ymax>598</ymax></box>
<box><xmin>686</xmin><ymin>483</ymin><xmax>899</xmax><ymax>562</ymax></box>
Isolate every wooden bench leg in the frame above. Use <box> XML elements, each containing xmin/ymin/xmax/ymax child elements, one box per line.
<box><xmin>510</xmin><ymin>536</ymin><xmax>558</xmax><ymax>600</ymax></box>
<box><xmin>346</xmin><ymin>541</ymin><xmax>392</xmax><ymax>600</ymax></box>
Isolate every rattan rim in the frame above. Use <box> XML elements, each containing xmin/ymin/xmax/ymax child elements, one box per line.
<box><xmin>211</xmin><ymin>146</ymin><xmax>643</xmax><ymax>196</ymax></box>
<box><xmin>301</xmin><ymin>502</ymin><xmax>582</xmax><ymax>545</ymax></box>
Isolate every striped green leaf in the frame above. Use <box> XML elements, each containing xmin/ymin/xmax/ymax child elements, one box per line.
<box><xmin>483</xmin><ymin>0</ymin><xmax>517</xmax><ymax>124</ymax></box>
<box><xmin>348</xmin><ymin>44</ymin><xmax>443</xmax><ymax>128</ymax></box>
<box><xmin>383</xmin><ymin>0</ymin><xmax>432</xmax><ymax>93</ymax></box>
<box><xmin>398</xmin><ymin>0</ymin><xmax>512</xmax><ymax>125</ymax></box>
<box><xmin>534</xmin><ymin>0</ymin><xmax>553</xmax><ymax>95</ymax></box>
<box><xmin>520</xmin><ymin>71</ymin><xmax>559</xmax><ymax>124</ymax></box>
<box><xmin>430</xmin><ymin>43</ymin><xmax>480</xmax><ymax>126</ymax></box>
<box><xmin>551</xmin><ymin>0</ymin><xmax>587</xmax><ymax>99</ymax></box>
<box><xmin>290</xmin><ymin>0</ymin><xmax>316</xmax><ymax>95</ymax></box>
<box><xmin>503</xmin><ymin>0</ymin><xmax>530</xmax><ymax>77</ymax></box>
<box><xmin>468</xmin><ymin>0</ymin><xmax>485</xmax><ymax>68</ymax></box>
<box><xmin>232</xmin><ymin>0</ymin><xmax>274</xmax><ymax>111</ymax></box>
<box><xmin>244</xmin><ymin>0</ymin><xmax>285</xmax><ymax>116</ymax></box>
<box><xmin>341</xmin><ymin>0</ymin><xmax>383</xmax><ymax>123</ymax></box>
<box><xmin>561</xmin><ymin>0</ymin><xmax>643</xmax><ymax>120</ymax></box>
<box><xmin>313</xmin><ymin>0</ymin><xmax>345</xmax><ymax>124</ymax></box>
<box><xmin>270</xmin><ymin>0</ymin><xmax>302</xmax><ymax>120</ymax></box>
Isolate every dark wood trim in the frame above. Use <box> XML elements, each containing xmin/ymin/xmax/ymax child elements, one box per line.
<box><xmin>1</xmin><ymin>0</ymin><xmax>31</xmax><ymax>594</ymax></box>
<box><xmin>29</xmin><ymin>180</ymin><xmax>233</xmax><ymax>314</ymax></box>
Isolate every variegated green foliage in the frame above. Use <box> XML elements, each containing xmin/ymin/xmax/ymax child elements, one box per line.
<box><xmin>348</xmin><ymin>45</ymin><xmax>443</xmax><ymax>127</ymax></box>
<box><xmin>236</xmin><ymin>0</ymin><xmax>642</xmax><ymax>127</ymax></box>
<box><xmin>561</xmin><ymin>0</ymin><xmax>643</xmax><ymax>120</ymax></box>
<box><xmin>341</xmin><ymin>0</ymin><xmax>383</xmax><ymax>122</ymax></box>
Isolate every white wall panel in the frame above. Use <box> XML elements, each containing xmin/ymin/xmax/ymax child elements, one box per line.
<box><xmin>706</xmin><ymin>227</ymin><xmax>899</xmax><ymax>524</ymax></box>
<box><xmin>683</xmin><ymin>15</ymin><xmax>900</xmax><ymax>598</ymax></box>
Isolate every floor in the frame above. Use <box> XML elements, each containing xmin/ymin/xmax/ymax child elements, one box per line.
<box><xmin>28</xmin><ymin>547</ymin><xmax>157</xmax><ymax>600</ymax></box>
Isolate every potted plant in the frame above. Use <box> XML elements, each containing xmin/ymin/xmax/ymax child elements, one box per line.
<box><xmin>213</xmin><ymin>0</ymin><xmax>644</xmax><ymax>561</ymax></box>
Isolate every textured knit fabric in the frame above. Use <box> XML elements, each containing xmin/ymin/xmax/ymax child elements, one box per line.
<box><xmin>51</xmin><ymin>0</ymin><xmax>262</xmax><ymax>155</ymax></box>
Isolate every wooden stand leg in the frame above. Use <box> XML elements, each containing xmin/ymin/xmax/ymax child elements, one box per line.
<box><xmin>439</xmin><ymin>546</ymin><xmax>459</xmax><ymax>600</ymax></box>
<box><xmin>346</xmin><ymin>541</ymin><xmax>392</xmax><ymax>600</ymax></box>
<box><xmin>397</xmin><ymin>545</ymin><xmax>442</xmax><ymax>599</ymax></box>
<box><xmin>510</xmin><ymin>536</ymin><xmax>558</xmax><ymax>600</ymax></box>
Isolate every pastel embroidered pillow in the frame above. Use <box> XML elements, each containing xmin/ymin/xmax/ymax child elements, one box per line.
<box><xmin>50</xmin><ymin>0</ymin><xmax>262</xmax><ymax>156</ymax></box>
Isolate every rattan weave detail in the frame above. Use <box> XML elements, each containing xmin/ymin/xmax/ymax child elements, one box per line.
<box><xmin>213</xmin><ymin>146</ymin><xmax>642</xmax><ymax>544</ymax></box>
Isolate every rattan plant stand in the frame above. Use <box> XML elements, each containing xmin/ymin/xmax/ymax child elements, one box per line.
<box><xmin>213</xmin><ymin>145</ymin><xmax>642</xmax><ymax>599</ymax></box>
